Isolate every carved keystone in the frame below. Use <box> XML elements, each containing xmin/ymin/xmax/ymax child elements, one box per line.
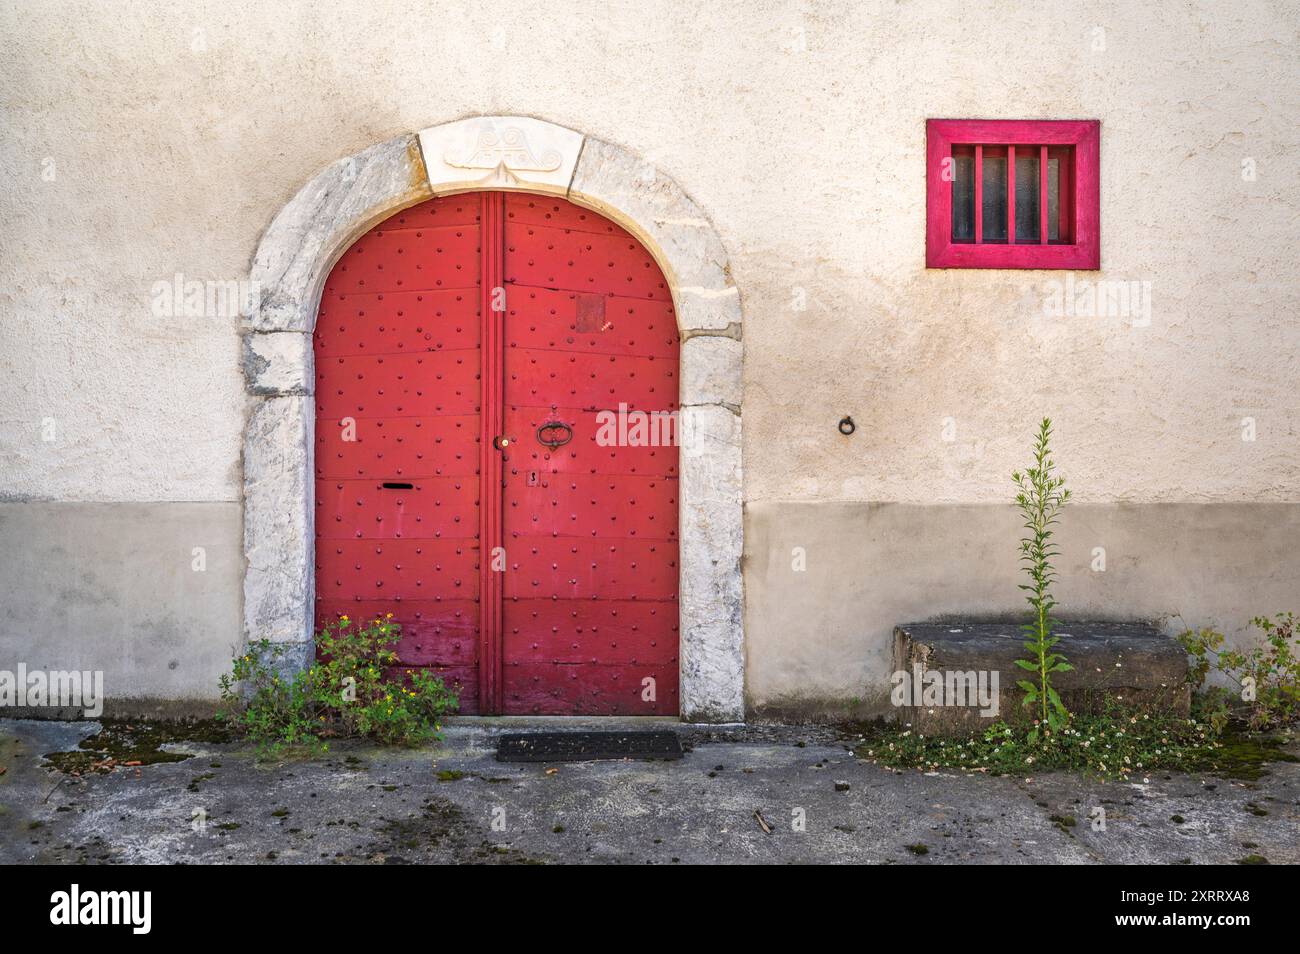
<box><xmin>417</xmin><ymin>117</ymin><xmax>585</xmax><ymax>196</ymax></box>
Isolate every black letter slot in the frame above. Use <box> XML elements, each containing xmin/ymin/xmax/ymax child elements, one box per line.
<box><xmin>381</xmin><ymin>482</ymin><xmax>414</xmax><ymax>490</ymax></box>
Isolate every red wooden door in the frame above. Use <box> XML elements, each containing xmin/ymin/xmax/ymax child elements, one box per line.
<box><xmin>314</xmin><ymin>192</ymin><xmax>680</xmax><ymax>715</ymax></box>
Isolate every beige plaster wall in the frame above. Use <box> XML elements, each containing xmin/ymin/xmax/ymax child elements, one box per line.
<box><xmin>1</xmin><ymin>0</ymin><xmax>1296</xmax><ymax>712</ymax></box>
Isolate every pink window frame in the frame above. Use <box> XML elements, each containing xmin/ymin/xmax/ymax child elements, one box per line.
<box><xmin>926</xmin><ymin>119</ymin><xmax>1100</xmax><ymax>270</ymax></box>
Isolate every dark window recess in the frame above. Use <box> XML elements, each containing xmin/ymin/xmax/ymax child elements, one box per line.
<box><xmin>981</xmin><ymin>149</ymin><xmax>1008</xmax><ymax>242</ymax></box>
<box><xmin>951</xmin><ymin>152</ymin><xmax>975</xmax><ymax>241</ymax></box>
<box><xmin>1015</xmin><ymin>153</ymin><xmax>1040</xmax><ymax>242</ymax></box>
<box><xmin>949</xmin><ymin>144</ymin><xmax>1075</xmax><ymax>245</ymax></box>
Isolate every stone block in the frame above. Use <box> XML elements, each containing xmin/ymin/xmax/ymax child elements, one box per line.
<box><xmin>891</xmin><ymin>620</ymin><xmax>1190</xmax><ymax>735</ymax></box>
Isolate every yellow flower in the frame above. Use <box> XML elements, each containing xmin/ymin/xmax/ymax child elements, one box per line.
<box><xmin>386</xmin><ymin>613</ymin><xmax>394</xmax><ymax>619</ymax></box>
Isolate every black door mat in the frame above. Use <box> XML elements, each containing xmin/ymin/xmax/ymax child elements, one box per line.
<box><xmin>495</xmin><ymin>730</ymin><xmax>684</xmax><ymax>762</ymax></box>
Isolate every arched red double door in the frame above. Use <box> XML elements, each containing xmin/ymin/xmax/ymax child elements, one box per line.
<box><xmin>312</xmin><ymin>192</ymin><xmax>680</xmax><ymax>714</ymax></box>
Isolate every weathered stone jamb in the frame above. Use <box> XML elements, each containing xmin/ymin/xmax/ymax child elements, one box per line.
<box><xmin>242</xmin><ymin>331</ymin><xmax>314</xmax><ymax>396</ymax></box>
<box><xmin>240</xmin><ymin>117</ymin><xmax>745</xmax><ymax>722</ymax></box>
<box><xmin>241</xmin><ymin>393</ymin><xmax>314</xmax><ymax>664</ymax></box>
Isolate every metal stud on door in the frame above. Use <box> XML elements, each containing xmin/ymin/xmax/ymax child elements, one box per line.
<box><xmin>314</xmin><ymin>192</ymin><xmax>680</xmax><ymax>715</ymax></box>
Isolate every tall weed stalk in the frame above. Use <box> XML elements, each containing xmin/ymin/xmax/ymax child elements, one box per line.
<box><xmin>1013</xmin><ymin>418</ymin><xmax>1073</xmax><ymax>740</ymax></box>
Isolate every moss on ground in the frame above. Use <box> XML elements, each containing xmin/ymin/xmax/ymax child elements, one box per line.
<box><xmin>1210</xmin><ymin>733</ymin><xmax>1299</xmax><ymax>781</ymax></box>
<box><xmin>42</xmin><ymin>719</ymin><xmax>232</xmax><ymax>775</ymax></box>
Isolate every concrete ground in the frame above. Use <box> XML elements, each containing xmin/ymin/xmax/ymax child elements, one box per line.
<box><xmin>1</xmin><ymin>717</ymin><xmax>1296</xmax><ymax>865</ymax></box>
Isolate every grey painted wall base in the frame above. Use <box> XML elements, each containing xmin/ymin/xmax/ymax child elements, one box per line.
<box><xmin>4</xmin><ymin>700</ymin><xmax>224</xmax><ymax>720</ymax></box>
<box><xmin>744</xmin><ymin>500</ymin><xmax>1300</xmax><ymax>721</ymax></box>
<box><xmin>2</xmin><ymin>500</ymin><xmax>1294</xmax><ymax>719</ymax></box>
<box><xmin>0</xmin><ymin>502</ymin><xmax>241</xmax><ymax>709</ymax></box>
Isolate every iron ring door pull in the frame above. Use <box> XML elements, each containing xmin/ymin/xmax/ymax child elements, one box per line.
<box><xmin>536</xmin><ymin>421</ymin><xmax>573</xmax><ymax>448</ymax></box>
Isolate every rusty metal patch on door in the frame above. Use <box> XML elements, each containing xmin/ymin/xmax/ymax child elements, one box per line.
<box><xmin>574</xmin><ymin>293</ymin><xmax>607</xmax><ymax>332</ymax></box>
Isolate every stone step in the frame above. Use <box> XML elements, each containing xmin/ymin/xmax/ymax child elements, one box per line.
<box><xmin>891</xmin><ymin>621</ymin><xmax>1190</xmax><ymax>736</ymax></box>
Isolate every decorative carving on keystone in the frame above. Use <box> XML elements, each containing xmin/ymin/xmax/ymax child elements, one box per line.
<box><xmin>418</xmin><ymin>116</ymin><xmax>583</xmax><ymax>196</ymax></box>
<box><xmin>446</xmin><ymin>125</ymin><xmax>563</xmax><ymax>172</ymax></box>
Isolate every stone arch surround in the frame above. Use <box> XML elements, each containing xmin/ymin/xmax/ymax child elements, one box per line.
<box><xmin>239</xmin><ymin>117</ymin><xmax>744</xmax><ymax>721</ymax></box>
